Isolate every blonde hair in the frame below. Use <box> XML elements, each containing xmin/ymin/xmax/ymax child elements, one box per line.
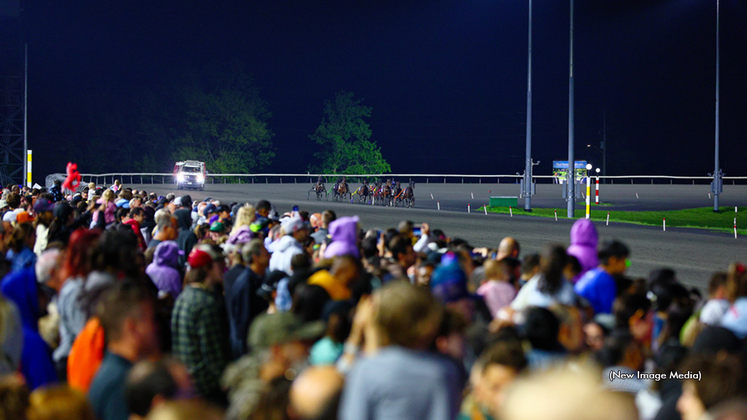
<box><xmin>229</xmin><ymin>204</ymin><xmax>256</xmax><ymax>235</ymax></box>
<box><xmin>484</xmin><ymin>260</ymin><xmax>508</xmax><ymax>282</ymax></box>
<box><xmin>27</xmin><ymin>385</ymin><xmax>94</xmax><ymax>420</ymax></box>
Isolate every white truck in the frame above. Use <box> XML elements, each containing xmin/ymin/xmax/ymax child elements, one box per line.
<box><xmin>173</xmin><ymin>160</ymin><xmax>207</xmax><ymax>190</ymax></box>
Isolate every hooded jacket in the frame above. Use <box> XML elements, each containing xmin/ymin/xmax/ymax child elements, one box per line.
<box><xmin>0</xmin><ymin>267</ymin><xmax>58</xmax><ymax>389</ymax></box>
<box><xmin>567</xmin><ymin>219</ymin><xmax>599</xmax><ymax>280</ymax></box>
<box><xmin>146</xmin><ymin>241</ymin><xmax>183</xmax><ymax>298</ymax></box>
<box><xmin>323</xmin><ymin>216</ymin><xmax>359</xmax><ymax>259</ymax></box>
<box><xmin>268</xmin><ymin>235</ymin><xmax>303</xmax><ymax>275</ymax></box>
<box><xmin>175</xmin><ymin>209</ymin><xmax>198</xmax><ymax>267</ymax></box>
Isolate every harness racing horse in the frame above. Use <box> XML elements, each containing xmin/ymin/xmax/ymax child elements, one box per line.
<box><xmin>308</xmin><ymin>177</ymin><xmax>327</xmax><ymax>200</ymax></box>
<box><xmin>352</xmin><ymin>181</ymin><xmax>370</xmax><ymax>204</ymax></box>
<box><xmin>401</xmin><ymin>180</ymin><xmax>415</xmax><ymax>208</ymax></box>
<box><xmin>382</xmin><ymin>179</ymin><xmax>394</xmax><ymax>206</ymax></box>
<box><xmin>333</xmin><ymin>178</ymin><xmax>350</xmax><ymax>202</ymax></box>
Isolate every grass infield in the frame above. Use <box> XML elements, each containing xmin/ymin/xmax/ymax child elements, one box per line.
<box><xmin>481</xmin><ymin>205</ymin><xmax>747</xmax><ymax>235</ymax></box>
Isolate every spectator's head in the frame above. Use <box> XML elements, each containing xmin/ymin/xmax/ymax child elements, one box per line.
<box><xmin>389</xmin><ymin>234</ymin><xmax>416</xmax><ymax>270</ymax></box>
<box><xmin>497</xmin><ymin>237</ymin><xmax>520</xmax><ymax>260</ymax></box>
<box><xmin>501</xmin><ymin>365</ymin><xmax>637</xmax><ymax>420</ymax></box>
<box><xmin>232</xmin><ymin>204</ymin><xmax>256</xmax><ymax>231</ymax></box>
<box><xmin>677</xmin><ymin>354</ymin><xmax>746</xmax><ymax>420</ymax></box>
<box><xmin>126</xmin><ymin>358</ymin><xmax>192</xmax><ymax>419</ymax></box>
<box><xmin>256</xmin><ymin>200</ymin><xmax>272</xmax><ymax>218</ymax></box>
<box><xmin>26</xmin><ymin>385</ymin><xmax>94</xmax><ymax>420</ymax></box>
<box><xmin>144</xmin><ymin>400</ymin><xmax>224</xmax><ymax>420</ymax></box>
<box><xmin>484</xmin><ymin>259</ymin><xmax>509</xmax><ymax>282</ymax></box>
<box><xmin>242</xmin><ymin>239</ymin><xmax>270</xmax><ymax>271</ymax></box>
<box><xmin>185</xmin><ymin>244</ymin><xmax>225</xmax><ymax>286</ymax></box>
<box><xmin>520</xmin><ymin>306</ymin><xmax>562</xmax><ymax>352</ymax></box>
<box><xmin>538</xmin><ymin>244</ymin><xmax>568</xmax><ymax>296</ymax></box>
<box><xmin>598</xmin><ymin>240</ymin><xmax>630</xmax><ymax>275</ymax></box>
<box><xmin>283</xmin><ymin>217</ymin><xmax>310</xmax><ymax>243</ymax></box>
<box><xmin>376</xmin><ymin>281</ymin><xmax>444</xmax><ymax>350</ymax></box>
<box><xmin>521</xmin><ymin>253</ymin><xmax>541</xmax><ymax>280</ymax></box>
<box><xmin>6</xmin><ymin>192</ymin><xmax>20</xmax><ymax>210</ymax></box>
<box><xmin>289</xmin><ymin>366</ymin><xmax>343</xmax><ymax>420</ymax></box>
<box><xmin>725</xmin><ymin>263</ymin><xmax>747</xmax><ymax>303</ymax></box>
<box><xmin>155</xmin><ymin>215</ymin><xmax>178</xmax><ymax>241</ymax></box>
<box><xmin>612</xmin><ymin>292</ymin><xmax>652</xmax><ymax>341</ymax></box>
<box><xmin>291</xmin><ymin>284</ymin><xmax>331</xmax><ymax>323</ymax></box>
<box><xmin>0</xmin><ymin>375</ymin><xmax>28</xmax><ymax>420</ymax></box>
<box><xmin>97</xmin><ymin>280</ymin><xmax>159</xmax><ymax>359</ymax></box>
<box><xmin>594</xmin><ymin>330</ymin><xmax>643</xmax><ymax>371</ymax></box>
<box><xmin>708</xmin><ymin>272</ymin><xmax>728</xmax><ymax>299</ymax></box>
<box><xmin>320</xmin><ymin>210</ymin><xmax>336</xmax><ymax>229</ymax></box>
<box><xmin>434</xmin><ymin>307</ymin><xmax>468</xmax><ymax>360</ymax></box>
<box><xmin>6</xmin><ymin>222</ymin><xmax>35</xmax><ymax>253</ymax></box>
<box><xmin>248</xmin><ymin>312</ymin><xmax>325</xmax><ymax>376</ymax></box>
<box><xmin>583</xmin><ymin>320</ymin><xmax>609</xmax><ymax>352</ymax></box>
<box><xmin>479</xmin><ymin>339</ymin><xmax>528</xmax><ymax>417</ymax></box>
<box><xmin>129</xmin><ymin>207</ymin><xmax>145</xmax><ymax>224</ymax></box>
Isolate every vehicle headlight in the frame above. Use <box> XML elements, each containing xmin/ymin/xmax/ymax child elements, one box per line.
<box><xmin>177</xmin><ymin>173</ymin><xmax>185</xmax><ymax>182</ymax></box>
<box><xmin>197</xmin><ymin>174</ymin><xmax>204</xmax><ymax>183</ymax></box>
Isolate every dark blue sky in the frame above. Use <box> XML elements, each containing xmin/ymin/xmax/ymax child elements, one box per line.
<box><xmin>23</xmin><ymin>0</ymin><xmax>747</xmax><ymax>176</ymax></box>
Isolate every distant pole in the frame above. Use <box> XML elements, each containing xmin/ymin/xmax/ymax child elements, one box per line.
<box><xmin>602</xmin><ymin>109</ymin><xmax>607</xmax><ymax>183</ymax></box>
<box><xmin>567</xmin><ymin>0</ymin><xmax>575</xmax><ymax>218</ymax></box>
<box><xmin>713</xmin><ymin>0</ymin><xmax>721</xmax><ymax>212</ymax></box>
<box><xmin>524</xmin><ymin>0</ymin><xmax>533</xmax><ymax>212</ymax></box>
<box><xmin>24</xmin><ymin>44</ymin><xmax>28</xmax><ymax>187</ymax></box>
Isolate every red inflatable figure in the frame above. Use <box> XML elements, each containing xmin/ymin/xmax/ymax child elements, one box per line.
<box><xmin>62</xmin><ymin>162</ymin><xmax>81</xmax><ymax>192</ymax></box>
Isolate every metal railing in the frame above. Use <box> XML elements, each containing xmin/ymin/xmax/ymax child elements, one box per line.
<box><xmin>45</xmin><ymin>172</ymin><xmax>747</xmax><ymax>189</ymax></box>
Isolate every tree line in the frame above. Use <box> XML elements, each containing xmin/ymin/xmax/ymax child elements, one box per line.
<box><xmin>52</xmin><ymin>63</ymin><xmax>389</xmax><ymax>176</ymax></box>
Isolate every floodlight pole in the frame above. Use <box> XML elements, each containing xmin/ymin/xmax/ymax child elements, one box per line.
<box><xmin>713</xmin><ymin>0</ymin><xmax>721</xmax><ymax>212</ymax></box>
<box><xmin>567</xmin><ymin>0</ymin><xmax>575</xmax><ymax>218</ymax></box>
<box><xmin>524</xmin><ymin>0</ymin><xmax>533</xmax><ymax>211</ymax></box>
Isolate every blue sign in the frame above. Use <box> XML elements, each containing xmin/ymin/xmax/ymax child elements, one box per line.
<box><xmin>553</xmin><ymin>160</ymin><xmax>587</xmax><ymax>169</ymax></box>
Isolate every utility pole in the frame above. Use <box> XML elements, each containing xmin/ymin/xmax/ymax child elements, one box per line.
<box><xmin>567</xmin><ymin>0</ymin><xmax>575</xmax><ymax>218</ymax></box>
<box><xmin>524</xmin><ymin>0</ymin><xmax>533</xmax><ymax>211</ymax></box>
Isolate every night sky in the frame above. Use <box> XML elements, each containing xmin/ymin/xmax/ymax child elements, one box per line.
<box><xmin>20</xmin><ymin>0</ymin><xmax>747</xmax><ymax>177</ymax></box>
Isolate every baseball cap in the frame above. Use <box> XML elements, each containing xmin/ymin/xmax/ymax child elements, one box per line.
<box><xmin>187</xmin><ymin>244</ymin><xmax>224</xmax><ymax>269</ymax></box>
<box><xmin>33</xmin><ymin>197</ymin><xmax>54</xmax><ymax>213</ymax></box>
<box><xmin>204</xmin><ymin>203</ymin><xmax>217</xmax><ymax>216</ymax></box>
<box><xmin>248</xmin><ymin>312</ymin><xmax>325</xmax><ymax>349</ymax></box>
<box><xmin>257</xmin><ymin>270</ymin><xmax>288</xmax><ymax>299</ymax></box>
<box><xmin>209</xmin><ymin>221</ymin><xmax>225</xmax><ymax>233</ymax></box>
<box><xmin>16</xmin><ymin>211</ymin><xmax>35</xmax><ymax>224</ymax></box>
<box><xmin>282</xmin><ymin>217</ymin><xmax>306</xmax><ymax>234</ymax></box>
<box><xmin>0</xmin><ymin>200</ymin><xmax>7</xmax><ymax>209</ymax></box>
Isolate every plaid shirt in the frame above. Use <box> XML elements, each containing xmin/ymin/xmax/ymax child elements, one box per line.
<box><xmin>171</xmin><ymin>284</ymin><xmax>230</xmax><ymax>399</ymax></box>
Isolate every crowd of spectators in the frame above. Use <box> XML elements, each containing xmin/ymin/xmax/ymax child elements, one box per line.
<box><xmin>0</xmin><ymin>178</ymin><xmax>746</xmax><ymax>420</ymax></box>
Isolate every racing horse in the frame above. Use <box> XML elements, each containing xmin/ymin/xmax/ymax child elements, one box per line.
<box><xmin>308</xmin><ymin>176</ymin><xmax>327</xmax><ymax>200</ymax></box>
<box><xmin>332</xmin><ymin>177</ymin><xmax>350</xmax><ymax>202</ymax></box>
<box><xmin>351</xmin><ymin>180</ymin><xmax>370</xmax><ymax>204</ymax></box>
<box><xmin>399</xmin><ymin>180</ymin><xmax>415</xmax><ymax>208</ymax></box>
<box><xmin>381</xmin><ymin>179</ymin><xmax>394</xmax><ymax>206</ymax></box>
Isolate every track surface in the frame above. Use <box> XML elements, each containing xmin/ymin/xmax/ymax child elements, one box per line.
<box><xmin>132</xmin><ymin>182</ymin><xmax>747</xmax><ymax>290</ymax></box>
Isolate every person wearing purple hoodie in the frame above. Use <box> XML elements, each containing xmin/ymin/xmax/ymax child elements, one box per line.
<box><xmin>146</xmin><ymin>241</ymin><xmax>183</xmax><ymax>298</ymax></box>
<box><xmin>567</xmin><ymin>219</ymin><xmax>599</xmax><ymax>281</ymax></box>
<box><xmin>323</xmin><ymin>216</ymin><xmax>360</xmax><ymax>259</ymax></box>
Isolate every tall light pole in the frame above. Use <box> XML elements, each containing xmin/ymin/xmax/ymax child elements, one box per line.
<box><xmin>712</xmin><ymin>0</ymin><xmax>721</xmax><ymax>212</ymax></box>
<box><xmin>524</xmin><ymin>0</ymin><xmax>533</xmax><ymax>211</ymax></box>
<box><xmin>567</xmin><ymin>0</ymin><xmax>575</xmax><ymax>218</ymax></box>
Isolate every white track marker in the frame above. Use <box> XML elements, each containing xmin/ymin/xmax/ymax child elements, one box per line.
<box><xmin>471</xmin><ymin>192</ymin><xmax>474</xmax><ymax>199</ymax></box>
<box><xmin>663</xmin><ymin>217</ymin><xmax>666</xmax><ymax>232</ymax></box>
<box><xmin>709</xmin><ymin>193</ymin><xmax>711</xmax><ymax>199</ymax></box>
<box><xmin>484</xmin><ymin>206</ymin><xmax>488</xmax><ymax>215</ymax></box>
<box><xmin>509</xmin><ymin>206</ymin><xmax>513</xmax><ymax>217</ymax></box>
<box><xmin>606</xmin><ymin>212</ymin><xmax>610</xmax><ymax>226</ymax></box>
<box><xmin>735</xmin><ymin>217</ymin><xmax>738</xmax><ymax>239</ymax></box>
<box><xmin>430</xmin><ymin>193</ymin><xmax>434</xmax><ymax>200</ymax></box>
<box><xmin>468</xmin><ymin>203</ymin><xmax>471</xmax><ymax>213</ymax></box>
<box><xmin>554</xmin><ymin>210</ymin><xmax>558</xmax><ymax>221</ymax></box>
<box><xmin>437</xmin><ymin>201</ymin><xmax>440</xmax><ymax>210</ymax></box>
<box><xmin>636</xmin><ymin>193</ymin><xmax>639</xmax><ymax>199</ymax></box>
